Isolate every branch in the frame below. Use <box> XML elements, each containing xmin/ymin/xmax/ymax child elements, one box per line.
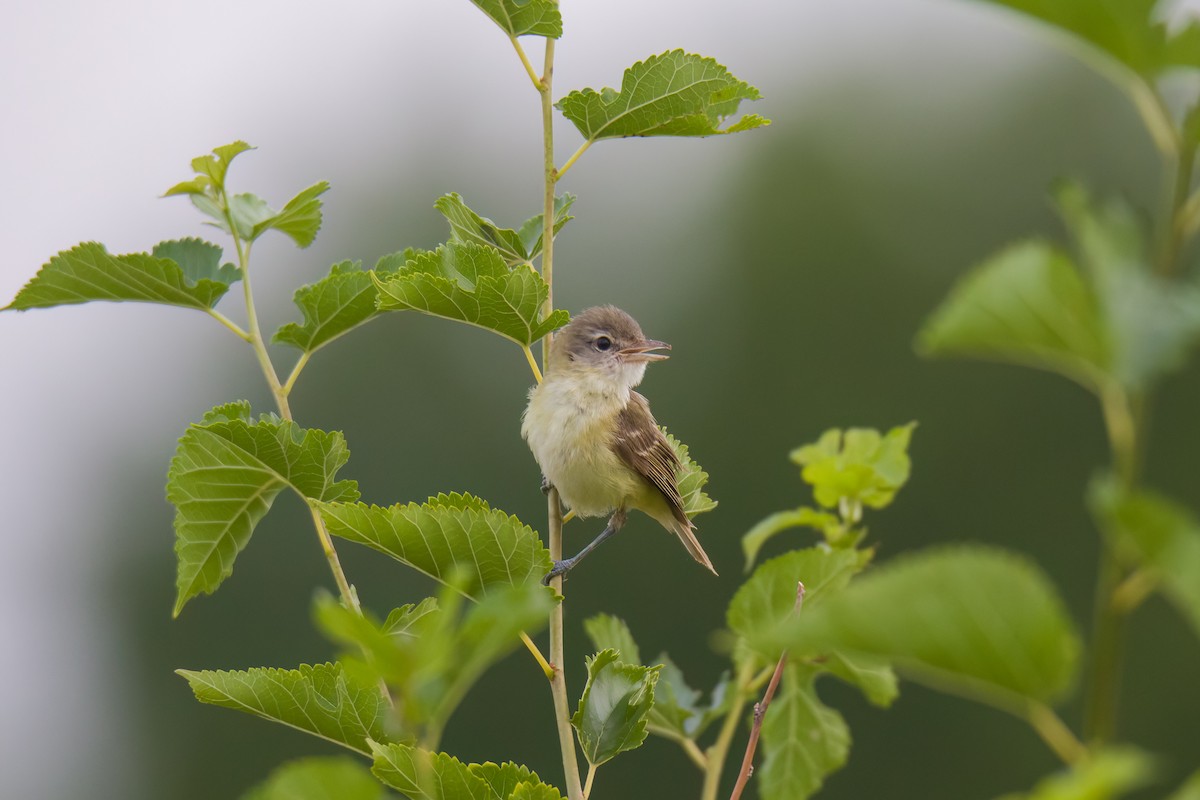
<box><xmin>728</xmin><ymin>582</ymin><xmax>805</xmax><ymax>800</ymax></box>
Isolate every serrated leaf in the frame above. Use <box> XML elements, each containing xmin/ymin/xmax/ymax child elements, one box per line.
<box><xmin>5</xmin><ymin>241</ymin><xmax>239</xmax><ymax>312</ymax></box>
<box><xmin>572</xmin><ymin>650</ymin><xmax>659</xmax><ymax>767</ymax></box>
<box><xmin>252</xmin><ymin>181</ymin><xmax>329</xmax><ymax>248</ymax></box>
<box><xmin>742</xmin><ymin>508</ymin><xmax>843</xmax><ymax>571</ymax></box>
<box><xmin>758</xmin><ymin>664</ymin><xmax>850</xmax><ymax>800</ymax></box>
<box><xmin>435</xmin><ymin>193</ymin><xmax>574</xmax><ymax>267</ymax></box>
<box><xmin>468</xmin><ymin>0</ymin><xmax>562</xmax><ymax>39</ymax></box>
<box><xmin>374</xmin><ymin>242</ymin><xmax>569</xmax><ymax>346</ymax></box>
<box><xmin>665</xmin><ymin>430</ymin><xmax>717</xmax><ymax>517</ymax></box>
<box><xmin>370</xmin><ymin>742</ymin><xmax>491</xmax><ymax>799</ymax></box>
<box><xmin>791</xmin><ymin>423</ymin><xmax>916</xmax><ymax>511</ymax></box>
<box><xmin>168</xmin><ymin>401</ymin><xmax>359</xmax><ymax>616</ymax></box>
<box><xmin>469</xmin><ymin>763</ymin><xmax>564</xmax><ymax>800</ymax></box>
<box><xmin>1056</xmin><ymin>182</ymin><xmax>1200</xmax><ymax>390</ymax></box>
<box><xmin>583</xmin><ymin>614</ymin><xmax>642</xmax><ymax>665</ymax></box>
<box><xmin>382</xmin><ymin>597</ymin><xmax>440</xmax><ymax>638</ymax></box>
<box><xmin>917</xmin><ymin>241</ymin><xmax>1111</xmax><ymax>390</ymax></box>
<box><xmin>555</xmin><ymin>50</ymin><xmax>769</xmax><ymax>142</ymax></box>
<box><xmin>1089</xmin><ymin>477</ymin><xmax>1200</xmax><ymax>637</ymax></box>
<box><xmin>187</xmin><ymin>141</ymin><xmax>253</xmax><ymax>191</ymax></box>
<box><xmin>274</xmin><ymin>260</ymin><xmax>394</xmax><ymax>353</ymax></box>
<box><xmin>728</xmin><ymin>546</ymin><xmax>870</xmax><ymax>665</ymax></box>
<box><xmin>242</xmin><ymin>756</ymin><xmax>386</xmax><ymax>800</ymax></box>
<box><xmin>994</xmin><ymin>747</ymin><xmax>1153</xmax><ymax>800</ymax></box>
<box><xmin>758</xmin><ymin>546</ymin><xmax>1081</xmax><ymax>709</ymax></box>
<box><xmin>178</xmin><ymin>663</ymin><xmax>388</xmax><ymax>754</ymax></box>
<box><xmin>823</xmin><ymin>651</ymin><xmax>899</xmax><ymax>708</ymax></box>
<box><xmin>318</xmin><ymin>494</ymin><xmax>552</xmax><ymax>599</ymax></box>
<box><xmin>516</xmin><ymin>195</ymin><xmax>575</xmax><ymax>261</ymax></box>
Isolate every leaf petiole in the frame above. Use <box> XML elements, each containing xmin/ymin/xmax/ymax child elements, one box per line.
<box><xmin>556</xmin><ymin>140</ymin><xmax>591</xmax><ymax>182</ymax></box>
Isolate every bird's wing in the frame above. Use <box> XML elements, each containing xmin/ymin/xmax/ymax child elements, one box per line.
<box><xmin>612</xmin><ymin>392</ymin><xmax>688</xmax><ymax>527</ymax></box>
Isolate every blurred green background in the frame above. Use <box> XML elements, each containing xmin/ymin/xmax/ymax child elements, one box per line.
<box><xmin>3</xmin><ymin>1</ymin><xmax>1199</xmax><ymax>798</ymax></box>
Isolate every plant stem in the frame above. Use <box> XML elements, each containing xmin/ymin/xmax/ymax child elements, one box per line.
<box><xmin>680</xmin><ymin>737</ymin><xmax>709</xmax><ymax>771</ymax></box>
<box><xmin>1027</xmin><ymin>702</ymin><xmax>1087</xmax><ymax>765</ymax></box>
<box><xmin>535</xmin><ymin>18</ymin><xmax>585</xmax><ymax>800</ymax></box>
<box><xmin>556</xmin><ymin>141</ymin><xmax>591</xmax><ymax>182</ymax></box>
<box><xmin>225</xmin><ymin>221</ymin><xmax>360</xmax><ymax>614</ymax></box>
<box><xmin>700</xmin><ymin>661</ymin><xmax>756</xmax><ymax>800</ymax></box>
<box><xmin>282</xmin><ymin>351</ymin><xmax>311</xmax><ymax>396</ymax></box>
<box><xmin>207</xmin><ymin>308</ymin><xmax>251</xmax><ymax>341</ymax></box>
<box><xmin>523</xmin><ymin>345</ymin><xmax>544</xmax><ymax>384</ymax></box>
<box><xmin>728</xmin><ymin>583</ymin><xmax>804</xmax><ymax>800</ymax></box>
<box><xmin>510</xmin><ymin>36</ymin><xmax>544</xmax><ymax>90</ymax></box>
<box><xmin>583</xmin><ymin>764</ymin><xmax>597</xmax><ymax>798</ymax></box>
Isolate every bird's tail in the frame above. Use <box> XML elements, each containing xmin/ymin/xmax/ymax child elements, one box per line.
<box><xmin>668</xmin><ymin>517</ymin><xmax>718</xmax><ymax>576</ymax></box>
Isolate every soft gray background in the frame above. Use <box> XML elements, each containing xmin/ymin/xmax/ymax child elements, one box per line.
<box><xmin>3</xmin><ymin>1</ymin><xmax>1198</xmax><ymax>798</ymax></box>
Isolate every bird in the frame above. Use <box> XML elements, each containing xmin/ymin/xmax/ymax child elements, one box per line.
<box><xmin>521</xmin><ymin>305</ymin><xmax>717</xmax><ymax>582</ymax></box>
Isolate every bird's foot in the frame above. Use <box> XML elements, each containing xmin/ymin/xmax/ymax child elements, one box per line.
<box><xmin>541</xmin><ymin>559</ymin><xmax>573</xmax><ymax>586</ymax></box>
<box><xmin>540</xmin><ymin>475</ymin><xmax>553</xmax><ymax>495</ymax></box>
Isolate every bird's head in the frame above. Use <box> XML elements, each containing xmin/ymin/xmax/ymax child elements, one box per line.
<box><xmin>549</xmin><ymin>305</ymin><xmax>670</xmax><ymax>388</ymax></box>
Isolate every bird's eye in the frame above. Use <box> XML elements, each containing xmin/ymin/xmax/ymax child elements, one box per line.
<box><xmin>594</xmin><ymin>335</ymin><xmax>613</xmax><ymax>352</ymax></box>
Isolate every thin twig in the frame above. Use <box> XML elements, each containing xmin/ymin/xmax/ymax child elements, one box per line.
<box><xmin>728</xmin><ymin>582</ymin><xmax>806</xmax><ymax>800</ymax></box>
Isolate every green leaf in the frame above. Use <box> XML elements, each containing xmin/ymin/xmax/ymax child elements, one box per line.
<box><xmin>515</xmin><ymin>194</ymin><xmax>576</xmax><ymax>262</ymax></box>
<box><xmin>583</xmin><ymin>614</ymin><xmax>641</xmax><ymax>665</ymax></box>
<box><xmin>370</xmin><ymin>742</ymin><xmax>491</xmax><ymax>799</ymax></box>
<box><xmin>168</xmin><ymin>401</ymin><xmax>359</xmax><ymax>616</ymax></box>
<box><xmin>822</xmin><ymin>651</ymin><xmax>899</xmax><ymax>708</ymax></box>
<box><xmin>382</xmin><ymin>597</ymin><xmax>440</xmax><ymax>638</ymax></box>
<box><xmin>790</xmin><ymin>423</ymin><xmax>916</xmax><ymax>511</ymax></box>
<box><xmin>572</xmin><ymin>649</ymin><xmax>660</xmax><ymax>767</ymax></box>
<box><xmin>968</xmin><ymin>1</ymin><xmax>1167</xmax><ymax>77</ymax></box>
<box><xmin>5</xmin><ymin>240</ymin><xmax>239</xmax><ymax>312</ymax></box>
<box><xmin>666</xmin><ymin>430</ymin><xmax>718</xmax><ymax>518</ymax></box>
<box><xmin>318</xmin><ymin>493</ymin><xmax>552</xmax><ymax>599</ymax></box>
<box><xmin>917</xmin><ymin>241</ymin><xmax>1111</xmax><ymax>390</ymax></box>
<box><xmin>317</xmin><ymin>583</ymin><xmax>553</xmax><ymax>736</ymax></box>
<box><xmin>556</xmin><ymin>50</ymin><xmax>769</xmax><ymax>141</ymax></box>
<box><xmin>274</xmin><ymin>258</ymin><xmax>400</xmax><ymax>354</ymax></box>
<box><xmin>579</xmin><ymin>614</ymin><xmax>728</xmax><ymax>741</ymax></box>
<box><xmin>758</xmin><ymin>665</ymin><xmax>850</xmax><ymax>800</ymax></box>
<box><xmin>468</xmin><ymin>0</ymin><xmax>562</xmax><ymax>39</ymax></box>
<box><xmin>1055</xmin><ymin>182</ymin><xmax>1200</xmax><ymax>390</ymax></box>
<box><xmin>728</xmin><ymin>546</ymin><xmax>871</xmax><ymax>665</ymax></box>
<box><xmin>242</xmin><ymin>756</ymin><xmax>387</xmax><ymax>800</ymax></box>
<box><xmin>177</xmin><ymin>663</ymin><xmax>389</xmax><ymax>755</ymax></box>
<box><xmin>180</xmin><ymin>141</ymin><xmax>253</xmax><ymax>193</ymax></box>
<box><xmin>742</xmin><ymin>507</ymin><xmax>843</xmax><ymax>571</ymax></box>
<box><xmin>252</xmin><ymin>181</ymin><xmax>329</xmax><ymax>248</ymax></box>
<box><xmin>994</xmin><ymin>747</ymin><xmax>1153</xmax><ymax>800</ymax></box>
<box><xmin>757</xmin><ymin>546</ymin><xmax>1081</xmax><ymax>710</ymax></box>
<box><xmin>435</xmin><ymin>193</ymin><xmax>574</xmax><ymax>267</ymax></box>
<box><xmin>1089</xmin><ymin>478</ymin><xmax>1200</xmax><ymax>637</ymax></box>
<box><xmin>469</xmin><ymin>763</ymin><xmax>565</xmax><ymax>800</ymax></box>
<box><xmin>373</xmin><ymin>242</ymin><xmax>569</xmax><ymax>347</ymax></box>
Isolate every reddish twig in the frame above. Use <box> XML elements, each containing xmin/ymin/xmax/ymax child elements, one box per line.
<box><xmin>728</xmin><ymin>582</ymin><xmax>805</xmax><ymax>800</ymax></box>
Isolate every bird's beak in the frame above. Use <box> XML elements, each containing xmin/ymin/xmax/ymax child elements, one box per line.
<box><xmin>619</xmin><ymin>338</ymin><xmax>671</xmax><ymax>362</ymax></box>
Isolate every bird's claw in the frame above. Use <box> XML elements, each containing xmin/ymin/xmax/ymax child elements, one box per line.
<box><xmin>540</xmin><ymin>475</ymin><xmax>553</xmax><ymax>495</ymax></box>
<box><xmin>541</xmin><ymin>560</ymin><xmax>571</xmax><ymax>586</ymax></box>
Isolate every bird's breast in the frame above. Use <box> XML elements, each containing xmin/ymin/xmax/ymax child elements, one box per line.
<box><xmin>522</xmin><ymin>377</ymin><xmax>639</xmax><ymax>517</ymax></box>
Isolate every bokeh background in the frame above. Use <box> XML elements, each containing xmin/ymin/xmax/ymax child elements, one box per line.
<box><xmin>2</xmin><ymin>1</ymin><xmax>1198</xmax><ymax>797</ymax></box>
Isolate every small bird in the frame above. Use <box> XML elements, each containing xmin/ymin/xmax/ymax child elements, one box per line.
<box><xmin>522</xmin><ymin>305</ymin><xmax>717</xmax><ymax>582</ymax></box>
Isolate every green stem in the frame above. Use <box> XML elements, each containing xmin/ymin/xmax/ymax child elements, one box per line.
<box><xmin>281</xmin><ymin>351</ymin><xmax>310</xmax><ymax>397</ymax></box>
<box><xmin>225</xmin><ymin>214</ymin><xmax>360</xmax><ymax>615</ymax></box>
<box><xmin>1159</xmin><ymin>124</ymin><xmax>1196</xmax><ymax>276</ymax></box>
<box><xmin>533</xmin><ymin>21</ymin><xmax>585</xmax><ymax>800</ymax></box>
<box><xmin>206</xmin><ymin>308</ymin><xmax>251</xmax><ymax>341</ymax></box>
<box><xmin>510</xmin><ymin>36</ymin><xmax>543</xmax><ymax>90</ymax></box>
<box><xmin>700</xmin><ymin>662</ymin><xmax>755</xmax><ymax>800</ymax></box>
<box><xmin>1027</xmin><ymin>703</ymin><xmax>1087</xmax><ymax>765</ymax></box>
<box><xmin>583</xmin><ymin>764</ymin><xmax>597</xmax><ymax>798</ymax></box>
<box><xmin>555</xmin><ymin>140</ymin><xmax>591</xmax><ymax>182</ymax></box>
